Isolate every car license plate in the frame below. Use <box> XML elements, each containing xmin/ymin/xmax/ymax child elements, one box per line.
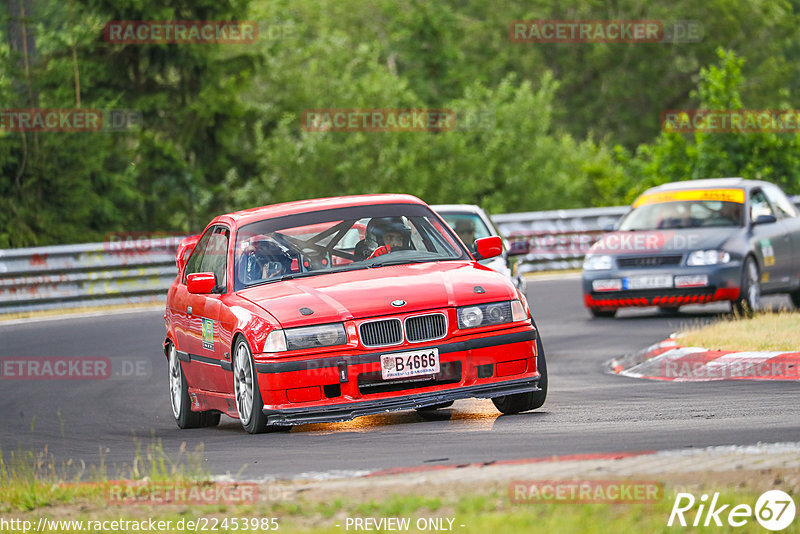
<box><xmin>381</xmin><ymin>348</ymin><xmax>440</xmax><ymax>380</ymax></box>
<box><xmin>623</xmin><ymin>275</ymin><xmax>673</xmax><ymax>290</ymax></box>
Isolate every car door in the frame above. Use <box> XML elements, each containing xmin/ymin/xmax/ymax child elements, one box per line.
<box><xmin>762</xmin><ymin>184</ymin><xmax>800</xmax><ymax>289</ymax></box>
<box><xmin>182</xmin><ymin>225</ymin><xmax>233</xmax><ymax>393</ymax></box>
<box><xmin>748</xmin><ymin>188</ymin><xmax>792</xmax><ymax>291</ymax></box>
<box><xmin>171</xmin><ymin>229</ymin><xmax>213</xmax><ymax>360</ymax></box>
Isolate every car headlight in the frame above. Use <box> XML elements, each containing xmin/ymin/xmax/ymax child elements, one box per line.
<box><xmin>583</xmin><ymin>254</ymin><xmax>613</xmax><ymax>270</ymax></box>
<box><xmin>263</xmin><ymin>323</ymin><xmax>347</xmax><ymax>352</ymax></box>
<box><xmin>457</xmin><ymin>300</ymin><xmax>527</xmax><ymax>329</ymax></box>
<box><xmin>686</xmin><ymin>250</ymin><xmax>731</xmax><ymax>266</ymax></box>
<box><xmin>263</xmin><ymin>329</ymin><xmax>288</xmax><ymax>352</ymax></box>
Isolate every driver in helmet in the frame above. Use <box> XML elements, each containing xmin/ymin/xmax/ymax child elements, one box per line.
<box><xmin>355</xmin><ymin>217</ymin><xmax>412</xmax><ymax>260</ymax></box>
<box><xmin>240</xmin><ymin>235</ymin><xmax>293</xmax><ymax>283</ymax></box>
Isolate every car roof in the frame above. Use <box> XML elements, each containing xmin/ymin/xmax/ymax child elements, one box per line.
<box><xmin>212</xmin><ymin>194</ymin><xmax>427</xmax><ymax>227</ymax></box>
<box><xmin>642</xmin><ymin>177</ymin><xmax>773</xmax><ymax>194</ymax></box>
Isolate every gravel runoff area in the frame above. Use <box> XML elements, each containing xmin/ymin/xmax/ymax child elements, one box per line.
<box><xmin>214</xmin><ymin>442</ymin><xmax>800</xmax><ymax>504</ymax></box>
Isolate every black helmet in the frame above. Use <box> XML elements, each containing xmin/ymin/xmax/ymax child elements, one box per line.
<box><xmin>365</xmin><ymin>217</ymin><xmax>411</xmax><ymax>249</ymax></box>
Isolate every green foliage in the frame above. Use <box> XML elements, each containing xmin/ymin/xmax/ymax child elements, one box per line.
<box><xmin>625</xmin><ymin>48</ymin><xmax>800</xmax><ymax>197</ymax></box>
<box><xmin>2</xmin><ymin>1</ymin><xmax>800</xmax><ymax>246</ymax></box>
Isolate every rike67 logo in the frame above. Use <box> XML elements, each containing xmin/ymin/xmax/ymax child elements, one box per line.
<box><xmin>668</xmin><ymin>490</ymin><xmax>796</xmax><ymax>531</ymax></box>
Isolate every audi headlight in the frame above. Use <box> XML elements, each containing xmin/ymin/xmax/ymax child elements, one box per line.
<box><xmin>263</xmin><ymin>323</ymin><xmax>347</xmax><ymax>352</ymax></box>
<box><xmin>583</xmin><ymin>254</ymin><xmax>613</xmax><ymax>270</ymax></box>
<box><xmin>457</xmin><ymin>300</ymin><xmax>527</xmax><ymax>329</ymax></box>
<box><xmin>686</xmin><ymin>250</ymin><xmax>731</xmax><ymax>266</ymax></box>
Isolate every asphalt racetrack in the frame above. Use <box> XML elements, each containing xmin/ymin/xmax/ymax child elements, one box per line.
<box><xmin>1</xmin><ymin>274</ymin><xmax>798</xmax><ymax>480</ymax></box>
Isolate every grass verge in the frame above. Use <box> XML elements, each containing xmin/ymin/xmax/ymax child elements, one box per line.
<box><xmin>678</xmin><ymin>311</ymin><xmax>800</xmax><ymax>352</ymax></box>
<box><xmin>3</xmin><ymin>480</ymin><xmax>793</xmax><ymax>533</ymax></box>
<box><xmin>2</xmin><ymin>442</ymin><xmax>798</xmax><ymax>533</ymax></box>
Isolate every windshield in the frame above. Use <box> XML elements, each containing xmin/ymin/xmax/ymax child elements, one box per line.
<box><xmin>234</xmin><ymin>203</ymin><xmax>468</xmax><ymax>290</ymax></box>
<box><xmin>618</xmin><ymin>200</ymin><xmax>744</xmax><ymax>231</ymax></box>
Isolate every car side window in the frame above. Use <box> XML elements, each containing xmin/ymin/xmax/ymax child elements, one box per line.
<box><xmin>750</xmin><ymin>190</ymin><xmax>775</xmax><ymax>221</ymax></box>
<box><xmin>198</xmin><ymin>227</ymin><xmax>230</xmax><ymax>292</ymax></box>
<box><xmin>763</xmin><ymin>184</ymin><xmax>798</xmax><ymax>219</ymax></box>
<box><xmin>182</xmin><ymin>229</ymin><xmax>213</xmax><ymax>284</ymax></box>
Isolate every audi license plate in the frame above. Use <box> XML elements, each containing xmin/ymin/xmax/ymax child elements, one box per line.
<box><xmin>381</xmin><ymin>348</ymin><xmax>440</xmax><ymax>380</ymax></box>
<box><xmin>623</xmin><ymin>275</ymin><xmax>673</xmax><ymax>290</ymax></box>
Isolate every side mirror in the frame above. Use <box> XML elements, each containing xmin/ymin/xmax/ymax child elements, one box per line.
<box><xmin>507</xmin><ymin>240</ymin><xmax>530</xmax><ymax>256</ymax></box>
<box><xmin>474</xmin><ymin>236</ymin><xmax>503</xmax><ymax>260</ymax></box>
<box><xmin>187</xmin><ymin>272</ymin><xmax>216</xmax><ymax>294</ymax></box>
<box><xmin>603</xmin><ymin>223</ymin><xmax>615</xmax><ymax>232</ymax></box>
<box><xmin>176</xmin><ymin>234</ymin><xmax>201</xmax><ymax>273</ymax></box>
<box><xmin>752</xmin><ymin>214</ymin><xmax>777</xmax><ymax>226</ymax></box>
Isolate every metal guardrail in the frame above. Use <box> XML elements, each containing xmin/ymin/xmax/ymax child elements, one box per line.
<box><xmin>0</xmin><ymin>238</ymin><xmax>184</xmax><ymax>314</ymax></box>
<box><xmin>1</xmin><ymin>197</ymin><xmax>798</xmax><ymax>313</ymax></box>
<box><xmin>492</xmin><ymin>206</ymin><xmax>629</xmax><ymax>273</ymax></box>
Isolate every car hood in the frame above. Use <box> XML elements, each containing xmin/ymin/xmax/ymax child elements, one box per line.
<box><xmin>238</xmin><ymin>261</ymin><xmax>516</xmax><ymax>328</ymax></box>
<box><xmin>589</xmin><ymin>228</ymin><xmax>739</xmax><ymax>256</ymax></box>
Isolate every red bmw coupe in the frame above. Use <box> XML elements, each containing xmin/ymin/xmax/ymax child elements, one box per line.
<box><xmin>164</xmin><ymin>194</ymin><xmax>546</xmax><ymax>433</ymax></box>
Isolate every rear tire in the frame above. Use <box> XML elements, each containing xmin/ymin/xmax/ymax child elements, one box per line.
<box><xmin>168</xmin><ymin>343</ymin><xmax>220</xmax><ymax>429</ymax></box>
<box><xmin>492</xmin><ymin>324</ymin><xmax>548</xmax><ymax>414</ymax></box>
<box><xmin>589</xmin><ymin>308</ymin><xmax>617</xmax><ymax>318</ymax></box>
<box><xmin>732</xmin><ymin>256</ymin><xmax>760</xmax><ymax>316</ymax></box>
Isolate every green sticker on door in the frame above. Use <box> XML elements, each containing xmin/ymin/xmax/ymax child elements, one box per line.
<box><xmin>202</xmin><ymin>318</ymin><xmax>214</xmax><ymax>351</ymax></box>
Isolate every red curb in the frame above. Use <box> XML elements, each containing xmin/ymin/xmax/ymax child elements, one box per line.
<box><xmin>617</xmin><ymin>339</ymin><xmax>800</xmax><ymax>381</ymax></box>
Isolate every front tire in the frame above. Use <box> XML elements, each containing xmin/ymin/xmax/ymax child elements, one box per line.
<box><xmin>492</xmin><ymin>325</ymin><xmax>548</xmax><ymax>414</ymax></box>
<box><xmin>233</xmin><ymin>337</ymin><xmax>269</xmax><ymax>434</ymax></box>
<box><xmin>232</xmin><ymin>338</ymin><xmax>291</xmax><ymax>434</ymax></box>
<box><xmin>732</xmin><ymin>256</ymin><xmax>761</xmax><ymax>316</ymax></box>
<box><xmin>168</xmin><ymin>344</ymin><xmax>220</xmax><ymax>429</ymax></box>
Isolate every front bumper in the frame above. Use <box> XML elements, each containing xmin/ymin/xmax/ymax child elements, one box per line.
<box><xmin>255</xmin><ymin>327</ymin><xmax>539</xmax><ymax>424</ymax></box>
<box><xmin>582</xmin><ymin>263</ymin><xmax>741</xmax><ymax>309</ymax></box>
<box><xmin>263</xmin><ymin>376</ymin><xmax>539</xmax><ymax>425</ymax></box>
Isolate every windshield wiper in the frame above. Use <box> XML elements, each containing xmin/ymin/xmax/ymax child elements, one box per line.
<box><xmin>279</xmin><ymin>265</ymin><xmax>370</xmax><ymax>281</ymax></box>
<box><xmin>369</xmin><ymin>259</ymin><xmax>433</xmax><ymax>268</ymax></box>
